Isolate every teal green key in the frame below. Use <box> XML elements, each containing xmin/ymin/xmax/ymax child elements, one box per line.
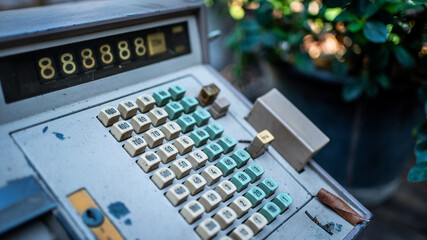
<box><xmin>168</xmin><ymin>84</ymin><xmax>186</xmax><ymax>100</ymax></box>
<box><xmin>203</xmin><ymin>143</ymin><xmax>223</xmax><ymax>162</ymax></box>
<box><xmin>218</xmin><ymin>136</ymin><xmax>237</xmax><ymax>154</ymax></box>
<box><xmin>164</xmin><ymin>102</ymin><xmax>184</xmax><ymax>120</ymax></box>
<box><xmin>230</xmin><ymin>172</ymin><xmax>251</xmax><ymax>192</ymax></box>
<box><xmin>244</xmin><ymin>163</ymin><xmax>264</xmax><ymax>183</ymax></box>
<box><xmin>189</xmin><ymin>129</ymin><xmax>209</xmax><ymax>147</ymax></box>
<box><xmin>192</xmin><ymin>109</ymin><xmax>211</xmax><ymax>126</ymax></box>
<box><xmin>180</xmin><ymin>96</ymin><xmax>198</xmax><ymax>113</ymax></box>
<box><xmin>245</xmin><ymin>186</ymin><xmax>266</xmax><ymax>207</ymax></box>
<box><xmin>177</xmin><ymin>115</ymin><xmax>196</xmax><ymax>133</ymax></box>
<box><xmin>273</xmin><ymin>192</ymin><xmax>293</xmax><ymax>213</ymax></box>
<box><xmin>216</xmin><ymin>157</ymin><xmax>237</xmax><ymax>176</ymax></box>
<box><xmin>231</xmin><ymin>149</ymin><xmax>250</xmax><ymax>168</ymax></box>
<box><xmin>152</xmin><ymin>89</ymin><xmax>171</xmax><ymax>106</ymax></box>
<box><xmin>258</xmin><ymin>177</ymin><xmax>279</xmax><ymax>197</ymax></box>
<box><xmin>259</xmin><ymin>202</ymin><xmax>280</xmax><ymax>223</ymax></box>
<box><xmin>205</xmin><ymin>122</ymin><xmax>224</xmax><ymax>140</ymax></box>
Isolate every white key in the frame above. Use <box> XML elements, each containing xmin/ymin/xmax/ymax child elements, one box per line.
<box><xmin>110</xmin><ymin>120</ymin><xmax>133</xmax><ymax>141</ymax></box>
<box><xmin>245</xmin><ymin>212</ymin><xmax>268</xmax><ymax>235</ymax></box>
<box><xmin>157</xmin><ymin>143</ymin><xmax>178</xmax><ymax>163</ymax></box>
<box><xmin>180</xmin><ymin>200</ymin><xmax>205</xmax><ymax>224</ymax></box>
<box><xmin>215</xmin><ymin>180</ymin><xmax>236</xmax><ymax>201</ymax></box>
<box><xmin>148</xmin><ymin>108</ymin><xmax>168</xmax><ymax>126</ymax></box>
<box><xmin>201</xmin><ymin>165</ymin><xmax>222</xmax><ymax>186</ymax></box>
<box><xmin>136</xmin><ymin>94</ymin><xmax>155</xmax><ymax>113</ymax></box>
<box><xmin>229</xmin><ymin>196</ymin><xmax>252</xmax><ymax>218</ymax></box>
<box><xmin>184</xmin><ymin>174</ymin><xmax>206</xmax><ymax>195</ymax></box>
<box><xmin>143</xmin><ymin>128</ymin><xmax>165</xmax><ymax>148</ymax></box>
<box><xmin>130</xmin><ymin>114</ymin><xmax>151</xmax><ymax>133</ymax></box>
<box><xmin>230</xmin><ymin>225</ymin><xmax>254</xmax><ymax>240</ymax></box>
<box><xmin>214</xmin><ymin>207</ymin><xmax>237</xmax><ymax>229</ymax></box>
<box><xmin>174</xmin><ymin>135</ymin><xmax>195</xmax><ymax>155</ymax></box>
<box><xmin>187</xmin><ymin>150</ymin><xmax>208</xmax><ymax>169</ymax></box>
<box><xmin>151</xmin><ymin>167</ymin><xmax>175</xmax><ymax>189</ymax></box>
<box><xmin>98</xmin><ymin>106</ymin><xmax>120</xmax><ymax>127</ymax></box>
<box><xmin>196</xmin><ymin>218</ymin><xmax>221</xmax><ymax>240</ymax></box>
<box><xmin>199</xmin><ymin>190</ymin><xmax>221</xmax><ymax>212</ymax></box>
<box><xmin>137</xmin><ymin>151</ymin><xmax>161</xmax><ymax>173</ymax></box>
<box><xmin>165</xmin><ymin>183</ymin><xmax>190</xmax><ymax>206</ymax></box>
<box><xmin>170</xmin><ymin>158</ymin><xmax>192</xmax><ymax>179</ymax></box>
<box><xmin>118</xmin><ymin>100</ymin><xmax>138</xmax><ymax>119</ymax></box>
<box><xmin>161</xmin><ymin>122</ymin><xmax>181</xmax><ymax>140</ymax></box>
<box><xmin>124</xmin><ymin>136</ymin><xmax>147</xmax><ymax>157</ymax></box>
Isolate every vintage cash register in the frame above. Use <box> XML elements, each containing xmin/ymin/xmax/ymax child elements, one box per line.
<box><xmin>0</xmin><ymin>1</ymin><xmax>371</xmax><ymax>239</ymax></box>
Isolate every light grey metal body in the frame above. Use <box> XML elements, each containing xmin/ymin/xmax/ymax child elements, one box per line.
<box><xmin>0</xmin><ymin>1</ymin><xmax>371</xmax><ymax>239</ymax></box>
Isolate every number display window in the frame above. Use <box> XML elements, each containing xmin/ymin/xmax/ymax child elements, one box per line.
<box><xmin>0</xmin><ymin>22</ymin><xmax>191</xmax><ymax>103</ymax></box>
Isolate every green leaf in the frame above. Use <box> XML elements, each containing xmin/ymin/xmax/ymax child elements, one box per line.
<box><xmin>241</xmin><ymin>34</ymin><xmax>261</xmax><ymax>53</ymax></box>
<box><xmin>334</xmin><ymin>11</ymin><xmax>358</xmax><ymax>22</ymax></box>
<box><xmin>348</xmin><ymin>20</ymin><xmax>364</xmax><ymax>32</ymax></box>
<box><xmin>294</xmin><ymin>53</ymin><xmax>314</xmax><ymax>72</ymax></box>
<box><xmin>376</xmin><ymin>74</ymin><xmax>390</xmax><ymax>89</ymax></box>
<box><xmin>407</xmin><ymin>162</ymin><xmax>427</xmax><ymax>182</ymax></box>
<box><xmin>364</xmin><ymin>3</ymin><xmax>379</xmax><ymax>18</ymax></box>
<box><xmin>412</xmin><ymin>0</ymin><xmax>427</xmax><ymax>4</ymax></box>
<box><xmin>414</xmin><ymin>120</ymin><xmax>427</xmax><ymax>140</ymax></box>
<box><xmin>415</xmin><ymin>141</ymin><xmax>427</xmax><ymax>163</ymax></box>
<box><xmin>363</xmin><ymin>21</ymin><xmax>388</xmax><ymax>43</ymax></box>
<box><xmin>393</xmin><ymin>46</ymin><xmax>415</xmax><ymax>69</ymax></box>
<box><xmin>324</xmin><ymin>0</ymin><xmax>351</xmax><ymax>8</ymax></box>
<box><xmin>343</xmin><ymin>78</ymin><xmax>363</xmax><ymax>101</ymax></box>
<box><xmin>261</xmin><ymin>32</ymin><xmax>276</xmax><ymax>48</ymax></box>
<box><xmin>256</xmin><ymin>1</ymin><xmax>274</xmax><ymax>27</ymax></box>
<box><xmin>272</xmin><ymin>27</ymin><xmax>287</xmax><ymax>40</ymax></box>
<box><xmin>325</xmin><ymin>8</ymin><xmax>343</xmax><ymax>21</ymax></box>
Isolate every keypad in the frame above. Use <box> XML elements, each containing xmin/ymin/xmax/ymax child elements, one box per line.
<box><xmin>177</xmin><ymin>114</ymin><xmax>196</xmax><ymax>133</ymax></box>
<box><xmin>130</xmin><ymin>114</ymin><xmax>151</xmax><ymax>133</ymax></box>
<box><xmin>193</xmin><ymin>109</ymin><xmax>211</xmax><ymax>126</ymax></box>
<box><xmin>203</xmin><ymin>143</ymin><xmax>223</xmax><ymax>162</ymax></box>
<box><xmin>165</xmin><ymin>101</ymin><xmax>184</xmax><ymax>120</ymax></box>
<box><xmin>169</xmin><ymin>84</ymin><xmax>186</xmax><ymax>100</ymax></box>
<box><xmin>98</xmin><ymin>83</ymin><xmax>293</xmax><ymax>240</ymax></box>
<box><xmin>153</xmin><ymin>89</ymin><xmax>171</xmax><ymax>106</ymax></box>
<box><xmin>216</xmin><ymin>157</ymin><xmax>237</xmax><ymax>176</ymax></box>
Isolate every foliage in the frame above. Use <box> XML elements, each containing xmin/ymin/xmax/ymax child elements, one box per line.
<box><xmin>206</xmin><ymin>0</ymin><xmax>427</xmax><ymax>182</ymax></box>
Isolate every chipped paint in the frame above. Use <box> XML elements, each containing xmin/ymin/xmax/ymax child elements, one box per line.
<box><xmin>52</xmin><ymin>132</ymin><xmax>65</xmax><ymax>140</ymax></box>
<box><xmin>108</xmin><ymin>202</ymin><xmax>130</xmax><ymax>220</ymax></box>
<box><xmin>124</xmin><ymin>219</ymin><xmax>132</xmax><ymax>226</ymax></box>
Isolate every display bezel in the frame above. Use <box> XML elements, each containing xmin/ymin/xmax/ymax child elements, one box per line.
<box><xmin>0</xmin><ymin>22</ymin><xmax>191</xmax><ymax>103</ymax></box>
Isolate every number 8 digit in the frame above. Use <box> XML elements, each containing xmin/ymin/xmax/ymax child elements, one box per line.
<box><xmin>60</xmin><ymin>53</ymin><xmax>76</xmax><ymax>75</ymax></box>
<box><xmin>118</xmin><ymin>40</ymin><xmax>131</xmax><ymax>60</ymax></box>
<box><xmin>100</xmin><ymin>44</ymin><xmax>113</xmax><ymax>64</ymax></box>
<box><xmin>134</xmin><ymin>37</ymin><xmax>146</xmax><ymax>57</ymax></box>
<box><xmin>81</xmin><ymin>48</ymin><xmax>95</xmax><ymax>69</ymax></box>
<box><xmin>38</xmin><ymin>57</ymin><xmax>55</xmax><ymax>80</ymax></box>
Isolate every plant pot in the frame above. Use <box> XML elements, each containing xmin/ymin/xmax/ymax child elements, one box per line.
<box><xmin>225</xmin><ymin>61</ymin><xmax>424</xmax><ymax>206</ymax></box>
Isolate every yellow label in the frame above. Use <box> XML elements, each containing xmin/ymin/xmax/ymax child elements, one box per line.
<box><xmin>175</xmin><ymin>45</ymin><xmax>185</xmax><ymax>53</ymax></box>
<box><xmin>68</xmin><ymin>189</ymin><xmax>124</xmax><ymax>240</ymax></box>
<box><xmin>257</xmin><ymin>130</ymin><xmax>275</xmax><ymax>144</ymax></box>
<box><xmin>172</xmin><ymin>25</ymin><xmax>183</xmax><ymax>33</ymax></box>
<box><xmin>147</xmin><ymin>32</ymin><xmax>167</xmax><ymax>56</ymax></box>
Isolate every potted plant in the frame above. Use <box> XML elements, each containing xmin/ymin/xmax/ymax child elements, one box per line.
<box><xmin>206</xmin><ymin>0</ymin><xmax>427</xmax><ymax>205</ymax></box>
